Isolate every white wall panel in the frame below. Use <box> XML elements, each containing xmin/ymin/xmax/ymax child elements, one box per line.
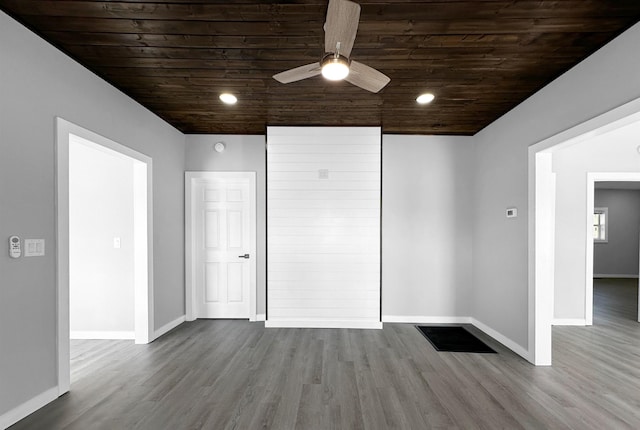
<box><xmin>268</xmin><ymin>263</ymin><xmax>380</xmax><ymax>274</ymax></box>
<box><xmin>269</xmin><ymin>171</ymin><xmax>380</xmax><ymax>181</ymax></box>
<box><xmin>269</xmin><ymin>162</ymin><xmax>378</xmax><ymax>172</ymax></box>
<box><xmin>266</xmin><ymin>127</ymin><xmax>381</xmax><ymax>328</ymax></box>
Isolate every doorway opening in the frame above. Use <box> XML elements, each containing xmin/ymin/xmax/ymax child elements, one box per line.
<box><xmin>529</xmin><ymin>97</ymin><xmax>640</xmax><ymax>365</ymax></box>
<box><xmin>56</xmin><ymin>118</ymin><xmax>154</xmax><ymax>395</ymax></box>
<box><xmin>591</xmin><ymin>182</ymin><xmax>640</xmax><ymax>324</ymax></box>
<box><xmin>587</xmin><ymin>178</ymin><xmax>640</xmax><ymax>325</ymax></box>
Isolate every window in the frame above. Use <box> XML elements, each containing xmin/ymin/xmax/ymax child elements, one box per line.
<box><xmin>593</xmin><ymin>207</ymin><xmax>608</xmax><ymax>243</ymax></box>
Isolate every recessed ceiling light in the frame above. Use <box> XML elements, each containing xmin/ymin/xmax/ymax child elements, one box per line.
<box><xmin>416</xmin><ymin>93</ymin><xmax>435</xmax><ymax>104</ymax></box>
<box><xmin>219</xmin><ymin>93</ymin><xmax>237</xmax><ymax>105</ymax></box>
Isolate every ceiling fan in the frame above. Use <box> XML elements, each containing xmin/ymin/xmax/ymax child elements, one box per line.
<box><xmin>272</xmin><ymin>0</ymin><xmax>390</xmax><ymax>93</ymax></box>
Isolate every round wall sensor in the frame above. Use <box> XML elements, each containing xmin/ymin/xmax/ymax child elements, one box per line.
<box><xmin>214</xmin><ymin>142</ymin><xmax>226</xmax><ymax>153</ymax></box>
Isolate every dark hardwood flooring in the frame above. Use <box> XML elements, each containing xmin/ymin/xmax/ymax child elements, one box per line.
<box><xmin>10</xmin><ymin>279</ymin><xmax>640</xmax><ymax>429</ymax></box>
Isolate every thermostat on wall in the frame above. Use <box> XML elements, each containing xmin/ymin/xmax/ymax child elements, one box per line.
<box><xmin>506</xmin><ymin>207</ymin><xmax>518</xmax><ymax>218</ymax></box>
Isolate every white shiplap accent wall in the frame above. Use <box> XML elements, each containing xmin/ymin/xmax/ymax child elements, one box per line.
<box><xmin>266</xmin><ymin>127</ymin><xmax>382</xmax><ymax>329</ymax></box>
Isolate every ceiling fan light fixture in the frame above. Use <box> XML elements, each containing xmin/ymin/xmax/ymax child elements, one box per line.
<box><xmin>219</xmin><ymin>93</ymin><xmax>237</xmax><ymax>105</ymax></box>
<box><xmin>321</xmin><ymin>54</ymin><xmax>350</xmax><ymax>81</ymax></box>
<box><xmin>416</xmin><ymin>93</ymin><xmax>435</xmax><ymax>104</ymax></box>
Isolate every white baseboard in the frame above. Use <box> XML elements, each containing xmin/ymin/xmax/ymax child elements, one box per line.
<box><xmin>552</xmin><ymin>318</ymin><xmax>587</xmax><ymax>326</ymax></box>
<box><xmin>382</xmin><ymin>315</ymin><xmax>471</xmax><ymax>324</ymax></box>
<box><xmin>70</xmin><ymin>330</ymin><xmax>134</xmax><ymax>340</ymax></box>
<box><xmin>470</xmin><ymin>318</ymin><xmax>532</xmax><ymax>362</ymax></box>
<box><xmin>0</xmin><ymin>386</ymin><xmax>58</xmax><ymax>429</ymax></box>
<box><xmin>594</xmin><ymin>274</ymin><xmax>639</xmax><ymax>279</ymax></box>
<box><xmin>255</xmin><ymin>313</ymin><xmax>266</xmax><ymax>322</ymax></box>
<box><xmin>153</xmin><ymin>315</ymin><xmax>185</xmax><ymax>340</ymax></box>
<box><xmin>265</xmin><ymin>320</ymin><xmax>383</xmax><ymax>329</ymax></box>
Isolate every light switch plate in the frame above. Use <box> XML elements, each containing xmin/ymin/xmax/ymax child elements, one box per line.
<box><xmin>506</xmin><ymin>207</ymin><xmax>518</xmax><ymax>218</ymax></box>
<box><xmin>24</xmin><ymin>239</ymin><xmax>45</xmax><ymax>257</ymax></box>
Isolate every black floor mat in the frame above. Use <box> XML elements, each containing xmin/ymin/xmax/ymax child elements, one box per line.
<box><xmin>416</xmin><ymin>326</ymin><xmax>497</xmax><ymax>353</ymax></box>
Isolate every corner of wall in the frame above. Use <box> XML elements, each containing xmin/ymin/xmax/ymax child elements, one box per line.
<box><xmin>471</xmin><ymin>318</ymin><xmax>532</xmax><ymax>362</ymax></box>
<box><xmin>0</xmin><ymin>387</ymin><xmax>59</xmax><ymax>430</ymax></box>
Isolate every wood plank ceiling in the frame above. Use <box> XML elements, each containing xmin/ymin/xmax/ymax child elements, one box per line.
<box><xmin>1</xmin><ymin>1</ymin><xmax>639</xmax><ymax>135</ymax></box>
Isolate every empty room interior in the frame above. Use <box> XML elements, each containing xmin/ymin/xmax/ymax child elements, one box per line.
<box><xmin>1</xmin><ymin>1</ymin><xmax>640</xmax><ymax>429</ymax></box>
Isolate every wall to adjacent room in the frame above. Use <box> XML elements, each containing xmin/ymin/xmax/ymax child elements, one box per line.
<box><xmin>0</xmin><ymin>10</ymin><xmax>185</xmax><ymax>419</ymax></box>
<box><xmin>473</xmin><ymin>22</ymin><xmax>640</xmax><ymax>354</ymax></box>
<box><xmin>69</xmin><ymin>138</ymin><xmax>135</xmax><ymax>337</ymax></box>
<box><xmin>594</xmin><ymin>188</ymin><xmax>640</xmax><ymax>277</ymax></box>
<box><xmin>185</xmin><ymin>135</ymin><xmax>267</xmax><ymax>316</ymax></box>
<box><xmin>382</xmin><ymin>135</ymin><xmax>474</xmax><ymax>320</ymax></box>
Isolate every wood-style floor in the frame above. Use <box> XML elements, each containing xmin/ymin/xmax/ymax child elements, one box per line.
<box><xmin>11</xmin><ymin>279</ymin><xmax>640</xmax><ymax>429</ymax></box>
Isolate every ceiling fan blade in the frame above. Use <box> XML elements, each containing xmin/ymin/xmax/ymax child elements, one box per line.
<box><xmin>273</xmin><ymin>62</ymin><xmax>321</xmax><ymax>84</ymax></box>
<box><xmin>324</xmin><ymin>0</ymin><xmax>361</xmax><ymax>58</ymax></box>
<box><xmin>345</xmin><ymin>60</ymin><xmax>390</xmax><ymax>93</ymax></box>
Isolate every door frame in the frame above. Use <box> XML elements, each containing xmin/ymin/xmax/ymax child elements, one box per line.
<box><xmin>185</xmin><ymin>171</ymin><xmax>257</xmax><ymax>321</ymax></box>
<box><xmin>55</xmin><ymin>118</ymin><xmax>154</xmax><ymax>395</ymax></box>
<box><xmin>585</xmin><ymin>173</ymin><xmax>640</xmax><ymax>325</ymax></box>
<box><xmin>528</xmin><ymin>96</ymin><xmax>640</xmax><ymax>365</ymax></box>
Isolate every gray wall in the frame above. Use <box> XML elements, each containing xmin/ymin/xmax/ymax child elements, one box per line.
<box><xmin>473</xmin><ymin>22</ymin><xmax>640</xmax><ymax>350</ymax></box>
<box><xmin>382</xmin><ymin>135</ymin><xmax>474</xmax><ymax>318</ymax></box>
<box><xmin>185</xmin><ymin>135</ymin><xmax>267</xmax><ymax>315</ymax></box>
<box><xmin>594</xmin><ymin>189</ymin><xmax>640</xmax><ymax>277</ymax></box>
<box><xmin>185</xmin><ymin>134</ymin><xmax>476</xmax><ymax>320</ymax></box>
<box><xmin>0</xmin><ymin>11</ymin><xmax>185</xmax><ymax>416</ymax></box>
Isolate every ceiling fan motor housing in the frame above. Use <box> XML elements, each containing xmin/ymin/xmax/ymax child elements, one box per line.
<box><xmin>320</xmin><ymin>53</ymin><xmax>351</xmax><ymax>80</ymax></box>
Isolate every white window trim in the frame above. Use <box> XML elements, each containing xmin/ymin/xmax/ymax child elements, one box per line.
<box><xmin>594</xmin><ymin>207</ymin><xmax>608</xmax><ymax>243</ymax></box>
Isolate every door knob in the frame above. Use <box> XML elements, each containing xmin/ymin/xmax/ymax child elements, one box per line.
<box><xmin>238</xmin><ymin>253</ymin><xmax>250</xmax><ymax>259</ymax></box>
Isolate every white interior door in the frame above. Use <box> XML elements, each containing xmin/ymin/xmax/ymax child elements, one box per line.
<box><xmin>187</xmin><ymin>173</ymin><xmax>256</xmax><ymax>319</ymax></box>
